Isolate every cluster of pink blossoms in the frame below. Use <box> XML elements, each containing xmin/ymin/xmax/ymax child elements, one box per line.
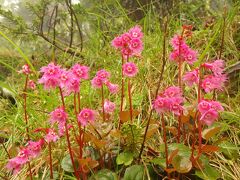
<box><xmin>169</xmin><ymin>35</ymin><xmax>198</xmax><ymax>64</ymax></box>
<box><xmin>104</xmin><ymin>100</ymin><xmax>116</xmax><ymax>114</ymax></box>
<box><xmin>38</xmin><ymin>63</ymin><xmax>89</xmax><ymax>95</ymax></box>
<box><xmin>153</xmin><ymin>86</ymin><xmax>184</xmax><ymax>116</ymax></box>
<box><xmin>91</xmin><ymin>69</ymin><xmax>119</xmax><ymax>93</ymax></box>
<box><xmin>198</xmin><ymin>100</ymin><xmax>224</xmax><ymax>125</ymax></box>
<box><xmin>112</xmin><ymin>25</ymin><xmax>143</xmax><ymax>58</ymax></box>
<box><xmin>183</xmin><ymin>60</ymin><xmax>227</xmax><ymax>93</ymax></box>
<box><xmin>77</xmin><ymin>108</ymin><xmax>96</xmax><ymax>126</ymax></box>
<box><xmin>6</xmin><ymin>139</ymin><xmax>44</xmax><ymax>174</ymax></box>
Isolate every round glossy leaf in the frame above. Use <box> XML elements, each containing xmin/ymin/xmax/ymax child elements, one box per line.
<box><xmin>172</xmin><ymin>155</ymin><xmax>192</xmax><ymax>173</ymax></box>
<box><xmin>123</xmin><ymin>165</ymin><xmax>144</xmax><ymax>180</ymax></box>
<box><xmin>116</xmin><ymin>152</ymin><xmax>133</xmax><ymax>166</ymax></box>
<box><xmin>89</xmin><ymin>169</ymin><xmax>117</xmax><ymax>180</ymax></box>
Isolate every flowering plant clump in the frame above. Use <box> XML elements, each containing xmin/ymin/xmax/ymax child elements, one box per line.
<box><xmin>4</xmin><ymin>24</ymin><xmax>230</xmax><ymax>180</ymax></box>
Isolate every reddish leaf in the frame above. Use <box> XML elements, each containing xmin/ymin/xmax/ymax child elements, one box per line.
<box><xmin>166</xmin><ymin>126</ymin><xmax>178</xmax><ymax>136</ymax></box>
<box><xmin>202</xmin><ymin>145</ymin><xmax>219</xmax><ymax>153</ymax></box>
<box><xmin>168</xmin><ymin>149</ymin><xmax>179</xmax><ymax>164</ymax></box>
<box><xmin>202</xmin><ymin>126</ymin><xmax>221</xmax><ymax>141</ymax></box>
<box><xmin>119</xmin><ymin>110</ymin><xmax>140</xmax><ymax>123</ymax></box>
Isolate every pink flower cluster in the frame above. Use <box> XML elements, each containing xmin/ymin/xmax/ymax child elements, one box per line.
<box><xmin>122</xmin><ymin>62</ymin><xmax>138</xmax><ymax>77</ymax></box>
<box><xmin>38</xmin><ymin>63</ymin><xmax>90</xmax><ymax>94</ymax></box>
<box><xmin>153</xmin><ymin>86</ymin><xmax>184</xmax><ymax>116</ymax></box>
<box><xmin>18</xmin><ymin>64</ymin><xmax>31</xmax><ymax>75</ymax></box>
<box><xmin>169</xmin><ymin>35</ymin><xmax>198</xmax><ymax>64</ymax></box>
<box><xmin>104</xmin><ymin>100</ymin><xmax>116</xmax><ymax>114</ymax></box>
<box><xmin>112</xmin><ymin>25</ymin><xmax>143</xmax><ymax>58</ymax></box>
<box><xmin>77</xmin><ymin>108</ymin><xmax>96</xmax><ymax>126</ymax></box>
<box><xmin>201</xmin><ymin>60</ymin><xmax>227</xmax><ymax>93</ymax></box>
<box><xmin>198</xmin><ymin>99</ymin><xmax>224</xmax><ymax>125</ymax></box>
<box><xmin>91</xmin><ymin>69</ymin><xmax>119</xmax><ymax>93</ymax></box>
<box><xmin>6</xmin><ymin>139</ymin><xmax>44</xmax><ymax>174</ymax></box>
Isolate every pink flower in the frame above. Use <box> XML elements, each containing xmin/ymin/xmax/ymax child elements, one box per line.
<box><xmin>91</xmin><ymin>76</ymin><xmax>104</xmax><ymax>88</ymax></box>
<box><xmin>170</xmin><ymin>35</ymin><xmax>186</xmax><ymax>50</ymax></box>
<box><xmin>78</xmin><ymin>108</ymin><xmax>95</xmax><ymax>126</ymax></box>
<box><xmin>112</xmin><ymin>36</ymin><xmax>123</xmax><ymax>49</ymax></box>
<box><xmin>45</xmin><ymin>129</ymin><xmax>59</xmax><ymax>143</ymax></box>
<box><xmin>121</xmin><ymin>47</ymin><xmax>133</xmax><ymax>58</ymax></box>
<box><xmin>128</xmin><ymin>25</ymin><xmax>143</xmax><ymax>39</ymax></box>
<box><xmin>49</xmin><ymin>107</ymin><xmax>68</xmax><ymax>125</ymax></box>
<box><xmin>200</xmin><ymin>109</ymin><xmax>218</xmax><ymax>126</ymax></box>
<box><xmin>18</xmin><ymin>64</ymin><xmax>31</xmax><ymax>75</ymax></box>
<box><xmin>67</xmin><ymin>78</ymin><xmax>80</xmax><ymax>93</ymax></box>
<box><xmin>38</xmin><ymin>63</ymin><xmax>61</xmax><ymax>90</ymax></box>
<box><xmin>183</xmin><ymin>69</ymin><xmax>199</xmax><ymax>86</ymax></box>
<box><xmin>27</xmin><ymin>139</ymin><xmax>44</xmax><ymax>158</ymax></box>
<box><xmin>121</xmin><ymin>33</ymin><xmax>132</xmax><ymax>43</ymax></box>
<box><xmin>169</xmin><ymin>97</ymin><xmax>184</xmax><ymax>116</ymax></box>
<box><xmin>96</xmin><ymin>69</ymin><xmax>110</xmax><ymax>82</ymax></box>
<box><xmin>6</xmin><ymin>158</ymin><xmax>22</xmax><ymax>174</ymax></box>
<box><xmin>71</xmin><ymin>64</ymin><xmax>90</xmax><ymax>80</ymax></box>
<box><xmin>198</xmin><ymin>100</ymin><xmax>211</xmax><ymax>113</ymax></box>
<box><xmin>15</xmin><ymin>148</ymin><xmax>30</xmax><ymax>165</ymax></box>
<box><xmin>201</xmin><ymin>75</ymin><xmax>226</xmax><ymax>93</ymax></box>
<box><xmin>122</xmin><ymin>62</ymin><xmax>138</xmax><ymax>77</ymax></box>
<box><xmin>59</xmin><ymin>69</ymin><xmax>72</xmax><ymax>88</ymax></box>
<box><xmin>28</xmin><ymin>80</ymin><xmax>36</xmax><ymax>90</ymax></box>
<box><xmin>163</xmin><ymin>86</ymin><xmax>182</xmax><ymax>98</ymax></box>
<box><xmin>183</xmin><ymin>48</ymin><xmax>197</xmax><ymax>64</ymax></box>
<box><xmin>106</xmin><ymin>81</ymin><xmax>119</xmax><ymax>94</ymax></box>
<box><xmin>203</xmin><ymin>60</ymin><xmax>225</xmax><ymax>76</ymax></box>
<box><xmin>129</xmin><ymin>38</ymin><xmax>143</xmax><ymax>53</ymax></box>
<box><xmin>104</xmin><ymin>100</ymin><xmax>116</xmax><ymax>114</ymax></box>
<box><xmin>210</xmin><ymin>101</ymin><xmax>224</xmax><ymax>111</ymax></box>
<box><xmin>153</xmin><ymin>96</ymin><xmax>170</xmax><ymax>114</ymax></box>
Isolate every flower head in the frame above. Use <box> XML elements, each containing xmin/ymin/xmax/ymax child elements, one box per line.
<box><xmin>183</xmin><ymin>68</ymin><xmax>199</xmax><ymax>86</ymax></box>
<box><xmin>71</xmin><ymin>64</ymin><xmax>90</xmax><ymax>80</ymax></box>
<box><xmin>27</xmin><ymin>139</ymin><xmax>44</xmax><ymax>158</ymax></box>
<box><xmin>18</xmin><ymin>64</ymin><xmax>31</xmax><ymax>75</ymax></box>
<box><xmin>96</xmin><ymin>69</ymin><xmax>110</xmax><ymax>82</ymax></box>
<box><xmin>128</xmin><ymin>25</ymin><xmax>143</xmax><ymax>39</ymax></box>
<box><xmin>6</xmin><ymin>158</ymin><xmax>22</xmax><ymax>174</ymax></box>
<box><xmin>38</xmin><ymin>63</ymin><xmax>61</xmax><ymax>90</ymax></box>
<box><xmin>49</xmin><ymin>107</ymin><xmax>68</xmax><ymax>125</ymax></box>
<box><xmin>28</xmin><ymin>80</ymin><xmax>36</xmax><ymax>90</ymax></box>
<box><xmin>91</xmin><ymin>76</ymin><xmax>104</xmax><ymax>88</ymax></box>
<box><xmin>153</xmin><ymin>96</ymin><xmax>170</xmax><ymax>114</ymax></box>
<box><xmin>104</xmin><ymin>100</ymin><xmax>116</xmax><ymax>114</ymax></box>
<box><xmin>106</xmin><ymin>81</ymin><xmax>119</xmax><ymax>94</ymax></box>
<box><xmin>122</xmin><ymin>62</ymin><xmax>138</xmax><ymax>77</ymax></box>
<box><xmin>129</xmin><ymin>38</ymin><xmax>143</xmax><ymax>53</ymax></box>
<box><xmin>112</xmin><ymin>36</ymin><xmax>123</xmax><ymax>49</ymax></box>
<box><xmin>78</xmin><ymin>108</ymin><xmax>95</xmax><ymax>126</ymax></box>
<box><xmin>45</xmin><ymin>129</ymin><xmax>59</xmax><ymax>143</ymax></box>
<box><xmin>203</xmin><ymin>60</ymin><xmax>225</xmax><ymax>76</ymax></box>
<box><xmin>163</xmin><ymin>86</ymin><xmax>182</xmax><ymax>98</ymax></box>
<box><xmin>200</xmin><ymin>109</ymin><xmax>218</xmax><ymax>126</ymax></box>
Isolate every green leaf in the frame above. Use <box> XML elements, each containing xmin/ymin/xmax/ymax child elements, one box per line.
<box><xmin>116</xmin><ymin>152</ymin><xmax>133</xmax><ymax>166</ymax></box>
<box><xmin>123</xmin><ymin>165</ymin><xmax>144</xmax><ymax>180</ymax></box>
<box><xmin>167</xmin><ymin>143</ymin><xmax>192</xmax><ymax>158</ymax></box>
<box><xmin>195</xmin><ymin>164</ymin><xmax>220</xmax><ymax>180</ymax></box>
<box><xmin>61</xmin><ymin>154</ymin><xmax>78</xmax><ymax>172</ymax></box>
<box><xmin>172</xmin><ymin>155</ymin><xmax>192</xmax><ymax>173</ymax></box>
<box><xmin>150</xmin><ymin>158</ymin><xmax>166</xmax><ymax>169</ymax></box>
<box><xmin>89</xmin><ymin>169</ymin><xmax>117</xmax><ymax>180</ymax></box>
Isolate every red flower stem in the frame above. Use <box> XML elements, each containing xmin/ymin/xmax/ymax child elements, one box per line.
<box><xmin>59</xmin><ymin>87</ymin><xmax>79</xmax><ymax>179</ymax></box>
<box><xmin>128</xmin><ymin>79</ymin><xmax>133</xmax><ymax>122</ymax></box>
<box><xmin>48</xmin><ymin>142</ymin><xmax>53</xmax><ymax>179</ymax></box>
<box><xmin>161</xmin><ymin>115</ymin><xmax>169</xmax><ymax>174</ymax></box>
<box><xmin>27</xmin><ymin>162</ymin><xmax>33</xmax><ymax>180</ymax></box>
<box><xmin>23</xmin><ymin>75</ymin><xmax>30</xmax><ymax>141</ymax></box>
<box><xmin>77</xmin><ymin>84</ymin><xmax>81</xmax><ymax>112</ymax></box>
<box><xmin>197</xmin><ymin>69</ymin><xmax>202</xmax><ymax>155</ymax></box>
<box><xmin>101</xmin><ymin>85</ymin><xmax>106</xmax><ymax>121</ymax></box>
<box><xmin>120</xmin><ymin>53</ymin><xmax>125</xmax><ymax>112</ymax></box>
<box><xmin>74</xmin><ymin>93</ymin><xmax>83</xmax><ymax>158</ymax></box>
<box><xmin>177</xmin><ymin>59</ymin><xmax>183</xmax><ymax>143</ymax></box>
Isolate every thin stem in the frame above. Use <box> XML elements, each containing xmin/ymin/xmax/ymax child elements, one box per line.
<box><xmin>128</xmin><ymin>79</ymin><xmax>133</xmax><ymax>122</ymax></box>
<box><xmin>78</xmin><ymin>91</ymin><xmax>81</xmax><ymax>112</ymax></box>
<box><xmin>59</xmin><ymin>87</ymin><xmax>80</xmax><ymax>179</ymax></box>
<box><xmin>161</xmin><ymin>114</ymin><xmax>169</xmax><ymax>178</ymax></box>
<box><xmin>23</xmin><ymin>75</ymin><xmax>30</xmax><ymax>141</ymax></box>
<box><xmin>197</xmin><ymin>69</ymin><xmax>202</xmax><ymax>155</ymax></box>
<box><xmin>120</xmin><ymin>54</ymin><xmax>125</xmax><ymax>112</ymax></box>
<box><xmin>138</xmin><ymin>18</ymin><xmax>168</xmax><ymax>159</ymax></box>
<box><xmin>101</xmin><ymin>86</ymin><xmax>106</xmax><ymax>121</ymax></box>
<box><xmin>27</xmin><ymin>162</ymin><xmax>33</xmax><ymax>180</ymax></box>
<box><xmin>49</xmin><ymin>143</ymin><xmax>53</xmax><ymax>179</ymax></box>
<box><xmin>1</xmin><ymin>143</ymin><xmax>11</xmax><ymax>159</ymax></box>
<box><xmin>74</xmin><ymin>93</ymin><xmax>82</xmax><ymax>158</ymax></box>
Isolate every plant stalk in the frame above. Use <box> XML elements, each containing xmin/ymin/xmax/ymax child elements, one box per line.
<box><xmin>48</xmin><ymin>142</ymin><xmax>53</xmax><ymax>179</ymax></box>
<box><xmin>23</xmin><ymin>75</ymin><xmax>30</xmax><ymax>141</ymax></box>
